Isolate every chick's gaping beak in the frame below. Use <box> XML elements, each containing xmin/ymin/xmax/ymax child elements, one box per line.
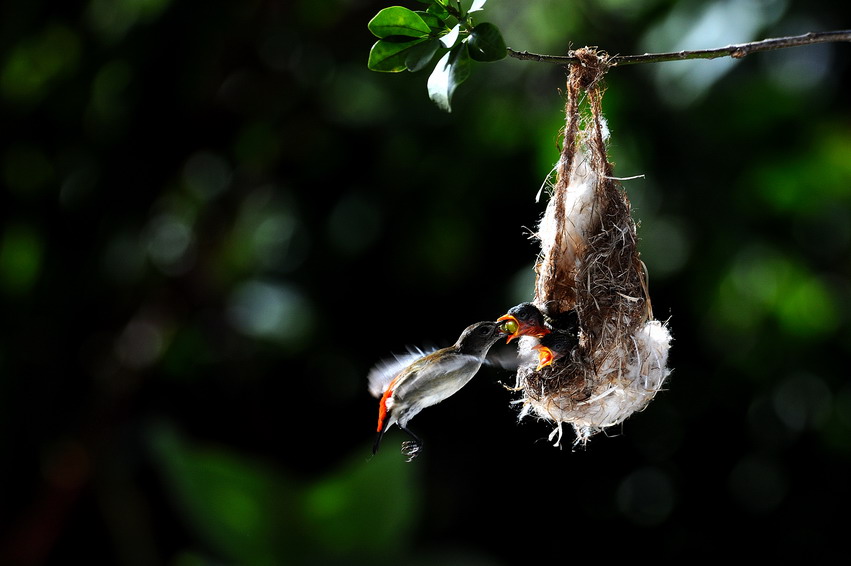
<box><xmin>496</xmin><ymin>314</ymin><xmax>521</xmax><ymax>343</ymax></box>
<box><xmin>534</xmin><ymin>345</ymin><xmax>556</xmax><ymax>371</ymax></box>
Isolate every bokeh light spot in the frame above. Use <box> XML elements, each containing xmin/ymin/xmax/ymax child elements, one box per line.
<box><xmin>0</xmin><ymin>224</ymin><xmax>43</xmax><ymax>295</ymax></box>
<box><xmin>637</xmin><ymin>216</ymin><xmax>691</xmax><ymax>278</ymax></box>
<box><xmin>226</xmin><ymin>187</ymin><xmax>305</xmax><ymax>274</ymax></box>
<box><xmin>753</xmin><ymin>131</ymin><xmax>851</xmax><ymax>214</ymax></box>
<box><xmin>86</xmin><ymin>0</ymin><xmax>172</xmax><ymax>42</ymax></box>
<box><xmin>102</xmin><ymin>231</ymin><xmax>147</xmax><ymax>284</ymax></box>
<box><xmin>0</xmin><ymin>23</ymin><xmax>80</xmax><ymax>103</ymax></box>
<box><xmin>234</xmin><ymin>122</ymin><xmax>281</xmax><ymax>173</ymax></box>
<box><xmin>326</xmin><ymin>192</ymin><xmax>382</xmax><ymax>256</ymax></box>
<box><xmin>90</xmin><ymin>59</ymin><xmax>133</xmax><ymax>123</ymax></box>
<box><xmin>616</xmin><ymin>466</ymin><xmax>676</xmax><ymax>526</ymax></box>
<box><xmin>775</xmin><ymin>274</ymin><xmax>839</xmax><ymax>336</ymax></box>
<box><xmin>115</xmin><ymin>319</ymin><xmax>165</xmax><ymax>369</ymax></box>
<box><xmin>772</xmin><ymin>373</ymin><xmax>832</xmax><ymax>432</ymax></box>
<box><xmin>641</xmin><ymin>0</ymin><xmax>788</xmax><ymax>106</ymax></box>
<box><xmin>227</xmin><ymin>280</ymin><xmax>314</xmax><ymax>348</ymax></box>
<box><xmin>417</xmin><ymin>215</ymin><xmax>474</xmax><ymax>282</ymax></box>
<box><xmin>764</xmin><ymin>33</ymin><xmax>832</xmax><ymax>94</ymax></box>
<box><xmin>728</xmin><ymin>455</ymin><xmax>787</xmax><ymax>513</ymax></box>
<box><xmin>714</xmin><ymin>244</ymin><xmax>839</xmax><ymax>337</ymax></box>
<box><xmin>183</xmin><ymin>151</ymin><xmax>232</xmax><ymax>201</ymax></box>
<box><xmin>4</xmin><ymin>144</ymin><xmax>54</xmax><ymax>195</ymax></box>
<box><xmin>145</xmin><ymin>213</ymin><xmax>196</xmax><ymax>276</ymax></box>
<box><xmin>324</xmin><ymin>67</ymin><xmax>389</xmax><ymax>125</ymax></box>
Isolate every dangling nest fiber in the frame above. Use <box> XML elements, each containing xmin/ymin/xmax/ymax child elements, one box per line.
<box><xmin>516</xmin><ymin>48</ymin><xmax>672</xmax><ymax>447</ymax></box>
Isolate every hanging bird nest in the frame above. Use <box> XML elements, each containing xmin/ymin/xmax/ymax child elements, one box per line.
<box><xmin>514</xmin><ymin>48</ymin><xmax>672</xmax><ymax>447</ymax></box>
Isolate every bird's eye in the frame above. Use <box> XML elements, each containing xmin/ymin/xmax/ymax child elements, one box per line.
<box><xmin>499</xmin><ymin>319</ymin><xmax>519</xmax><ymax>335</ymax></box>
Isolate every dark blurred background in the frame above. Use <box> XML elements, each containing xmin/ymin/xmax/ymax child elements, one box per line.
<box><xmin>1</xmin><ymin>0</ymin><xmax>850</xmax><ymax>564</ymax></box>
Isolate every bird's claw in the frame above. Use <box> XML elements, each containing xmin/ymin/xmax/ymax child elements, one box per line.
<box><xmin>401</xmin><ymin>440</ymin><xmax>422</xmax><ymax>462</ymax></box>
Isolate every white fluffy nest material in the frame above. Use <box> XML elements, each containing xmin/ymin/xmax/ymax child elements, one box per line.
<box><xmin>515</xmin><ymin>49</ymin><xmax>672</xmax><ymax>447</ymax></box>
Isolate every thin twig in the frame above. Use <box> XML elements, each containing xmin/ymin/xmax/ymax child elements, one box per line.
<box><xmin>507</xmin><ymin>30</ymin><xmax>851</xmax><ymax>67</ymax></box>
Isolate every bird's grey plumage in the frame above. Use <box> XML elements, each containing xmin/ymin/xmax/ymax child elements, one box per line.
<box><xmin>367</xmin><ymin>347</ymin><xmax>432</xmax><ymax>398</ymax></box>
<box><xmin>370</xmin><ymin>321</ymin><xmax>504</xmax><ymax>460</ymax></box>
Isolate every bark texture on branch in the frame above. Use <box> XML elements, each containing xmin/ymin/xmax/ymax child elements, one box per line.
<box><xmin>507</xmin><ymin>30</ymin><xmax>851</xmax><ymax>67</ymax></box>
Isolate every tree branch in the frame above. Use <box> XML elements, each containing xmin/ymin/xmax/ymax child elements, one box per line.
<box><xmin>507</xmin><ymin>30</ymin><xmax>851</xmax><ymax>67</ymax></box>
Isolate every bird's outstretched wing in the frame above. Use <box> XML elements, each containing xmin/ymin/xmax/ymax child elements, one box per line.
<box><xmin>367</xmin><ymin>347</ymin><xmax>432</xmax><ymax>398</ymax></box>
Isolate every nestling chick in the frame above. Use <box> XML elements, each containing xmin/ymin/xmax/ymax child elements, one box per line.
<box><xmin>533</xmin><ymin>329</ymin><xmax>578</xmax><ymax>371</ymax></box>
<box><xmin>497</xmin><ymin>302</ymin><xmax>550</xmax><ymax>343</ymax></box>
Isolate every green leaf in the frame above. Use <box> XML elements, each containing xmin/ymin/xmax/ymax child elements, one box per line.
<box><xmin>427</xmin><ymin>43</ymin><xmax>471</xmax><ymax>112</ymax></box>
<box><xmin>414</xmin><ymin>10</ymin><xmax>446</xmax><ymax>31</ymax></box>
<box><xmin>426</xmin><ymin>2</ymin><xmax>450</xmax><ymax>20</ymax></box>
<box><xmin>368</xmin><ymin>6</ymin><xmax>432</xmax><ymax>38</ymax></box>
<box><xmin>405</xmin><ymin>38</ymin><xmax>441</xmax><ymax>72</ymax></box>
<box><xmin>368</xmin><ymin>37</ymin><xmax>429</xmax><ymax>72</ymax></box>
<box><xmin>467</xmin><ymin>22</ymin><xmax>506</xmax><ymax>62</ymax></box>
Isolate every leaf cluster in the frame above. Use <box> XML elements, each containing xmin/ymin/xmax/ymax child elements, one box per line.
<box><xmin>367</xmin><ymin>0</ymin><xmax>506</xmax><ymax>111</ymax></box>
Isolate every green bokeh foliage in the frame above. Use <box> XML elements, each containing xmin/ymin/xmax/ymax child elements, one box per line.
<box><xmin>1</xmin><ymin>0</ymin><xmax>850</xmax><ymax>564</ymax></box>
